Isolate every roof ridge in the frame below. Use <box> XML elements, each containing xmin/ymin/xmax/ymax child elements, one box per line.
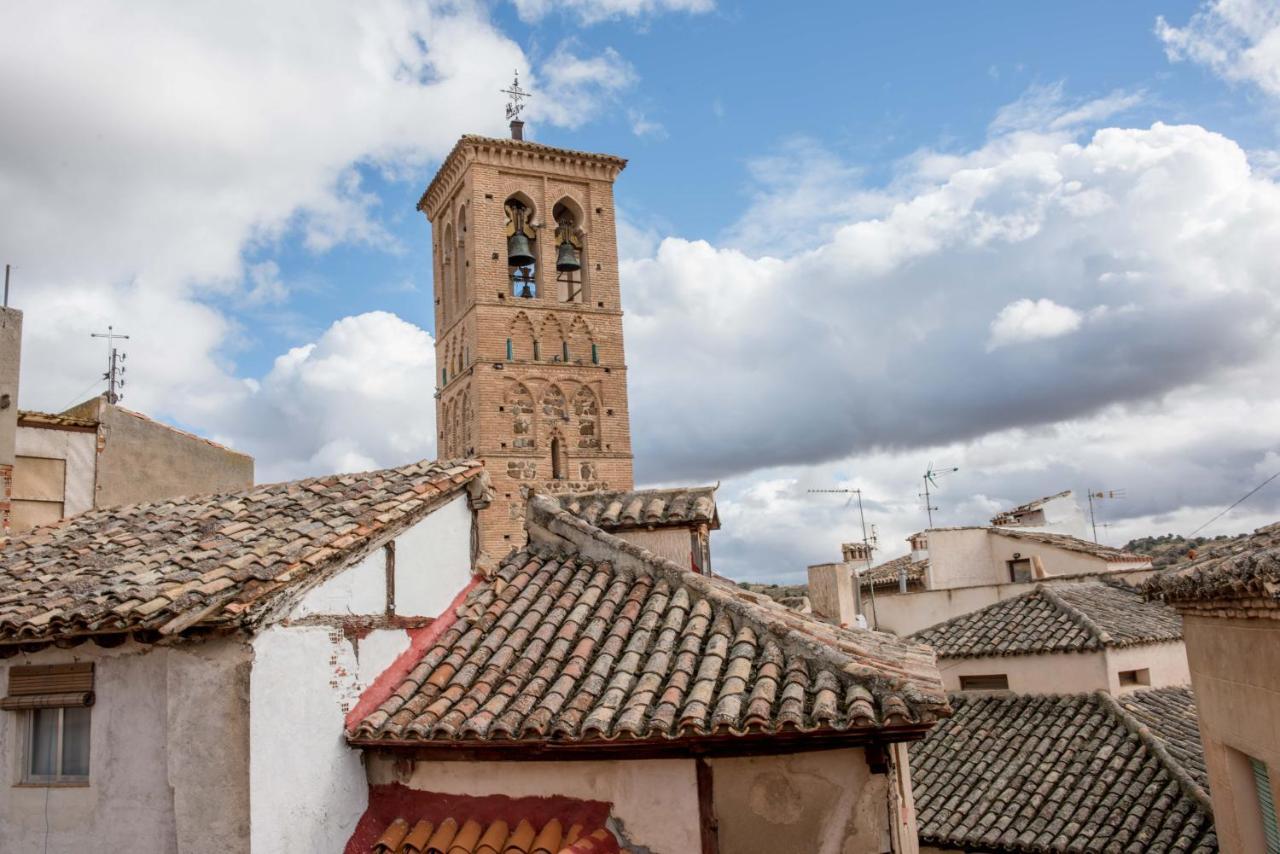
<box><xmin>1095</xmin><ymin>690</ymin><xmax>1213</xmax><ymax>813</ymax></box>
<box><xmin>1037</xmin><ymin>583</ymin><xmax>1113</xmax><ymax>646</ymax></box>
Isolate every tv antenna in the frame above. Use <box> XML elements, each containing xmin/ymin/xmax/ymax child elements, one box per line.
<box><xmin>1086</xmin><ymin>488</ymin><xmax>1125</xmax><ymax>543</ymax></box>
<box><xmin>919</xmin><ymin>463</ymin><xmax>959</xmax><ymax>528</ymax></box>
<box><xmin>90</xmin><ymin>325</ymin><xmax>129</xmax><ymax>404</ymax></box>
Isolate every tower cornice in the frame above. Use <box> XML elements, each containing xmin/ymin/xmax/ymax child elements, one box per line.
<box><xmin>419</xmin><ymin>134</ymin><xmax>627</xmax><ymax>219</ymax></box>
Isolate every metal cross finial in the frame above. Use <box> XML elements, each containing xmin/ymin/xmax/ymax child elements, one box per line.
<box><xmin>502</xmin><ymin>70</ymin><xmax>531</xmax><ymax>123</ymax></box>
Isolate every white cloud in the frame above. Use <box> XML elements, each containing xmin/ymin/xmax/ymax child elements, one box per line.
<box><xmin>528</xmin><ymin>44</ymin><xmax>637</xmax><ymax>130</ymax></box>
<box><xmin>1157</xmin><ymin>0</ymin><xmax>1280</xmax><ymax>98</ymax></box>
<box><xmin>986</xmin><ymin>298</ymin><xmax>1083</xmax><ymax>350</ymax></box>
<box><xmin>628</xmin><ymin>109</ymin><xmax>667</xmax><ymax>139</ymax></box>
<box><xmin>510</xmin><ymin>0</ymin><xmax>713</xmax><ymax>25</ymax></box>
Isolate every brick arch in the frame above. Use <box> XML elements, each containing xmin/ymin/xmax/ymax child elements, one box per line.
<box><xmin>567</xmin><ymin>316</ymin><xmax>594</xmax><ymax>363</ymax></box>
<box><xmin>539</xmin><ymin>315</ymin><xmax>566</xmax><ymax>361</ymax></box>
<box><xmin>455</xmin><ymin>204</ymin><xmax>467</xmax><ymax>310</ymax></box>
<box><xmin>504</xmin><ymin>380</ymin><xmax>535</xmax><ymax>450</ymax></box>
<box><xmin>461</xmin><ymin>388</ymin><xmax>472</xmax><ymax>453</ymax></box>
<box><xmin>508</xmin><ymin>312</ymin><xmax>535</xmax><ymax>361</ymax></box>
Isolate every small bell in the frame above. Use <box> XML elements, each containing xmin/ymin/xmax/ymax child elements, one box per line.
<box><xmin>556</xmin><ymin>240</ymin><xmax>581</xmax><ymax>272</ymax></box>
<box><xmin>507</xmin><ymin>232</ymin><xmax>535</xmax><ymax>267</ymax></box>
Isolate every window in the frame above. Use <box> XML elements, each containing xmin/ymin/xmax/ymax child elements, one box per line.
<box><xmin>3</xmin><ymin>663</ymin><xmax>94</xmax><ymax>785</ymax></box>
<box><xmin>505</xmin><ymin>197</ymin><xmax>536</xmax><ymax>298</ymax></box>
<box><xmin>25</xmin><ymin>706</ymin><xmax>91</xmax><ymax>784</ymax></box>
<box><xmin>1007</xmin><ymin>558</ymin><xmax>1033</xmax><ymax>583</ymax></box>
<box><xmin>552</xmin><ymin>201</ymin><xmax>585</xmax><ymax>304</ymax></box>
<box><xmin>1251</xmin><ymin>756</ymin><xmax>1279</xmax><ymax>852</ymax></box>
<box><xmin>591</xmin><ymin>343</ymin><xmax>599</xmax><ymax>365</ymax></box>
<box><xmin>551</xmin><ymin>437</ymin><xmax>565</xmax><ymax>480</ymax></box>
<box><xmin>1118</xmin><ymin>668</ymin><xmax>1151</xmax><ymax>687</ymax></box>
<box><xmin>505</xmin><ymin>338</ymin><xmax>513</xmax><ymax>361</ymax></box>
<box><xmin>959</xmin><ymin>674</ymin><xmax>1009</xmax><ymax>692</ymax></box>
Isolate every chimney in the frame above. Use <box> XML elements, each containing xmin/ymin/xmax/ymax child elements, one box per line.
<box><xmin>807</xmin><ymin>562</ymin><xmax>858</xmax><ymax>628</ymax></box>
<box><xmin>509</xmin><ymin>120</ymin><xmax>525</xmax><ymax>141</ymax></box>
<box><xmin>908</xmin><ymin>532</ymin><xmax>929</xmax><ymax>562</ymax></box>
<box><xmin>841</xmin><ymin>542</ymin><xmax>871</xmax><ymax>563</ymax></box>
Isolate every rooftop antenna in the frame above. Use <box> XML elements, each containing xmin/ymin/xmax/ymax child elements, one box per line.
<box><xmin>501</xmin><ymin>70</ymin><xmax>531</xmax><ymax>141</ymax></box>
<box><xmin>1087</xmin><ymin>488</ymin><xmax>1125</xmax><ymax>543</ymax></box>
<box><xmin>919</xmin><ymin>463</ymin><xmax>959</xmax><ymax>528</ymax></box>
<box><xmin>808</xmin><ymin>487</ymin><xmax>879</xmax><ymax>628</ymax></box>
<box><xmin>90</xmin><ymin>326</ymin><xmax>129</xmax><ymax>404</ymax></box>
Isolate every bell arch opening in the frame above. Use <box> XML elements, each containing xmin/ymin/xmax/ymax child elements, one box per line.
<box><xmin>552</xmin><ymin>198</ymin><xmax>586</xmax><ymax>304</ymax></box>
<box><xmin>505</xmin><ymin>194</ymin><xmax>537</xmax><ymax>299</ymax></box>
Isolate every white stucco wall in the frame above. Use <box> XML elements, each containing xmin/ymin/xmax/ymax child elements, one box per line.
<box><xmin>938</xmin><ymin>651</ymin><xmax>1109</xmax><ymax>694</ymax></box>
<box><xmin>0</xmin><ymin>639</ymin><xmax>251</xmax><ymax>854</ymax></box>
<box><xmin>365</xmin><ymin>755</ymin><xmax>702</xmax><ymax>853</ymax></box>
<box><xmin>925</xmin><ymin>529</ymin><xmax>997</xmax><ymax>589</ymax></box>
<box><xmin>1104</xmin><ymin>641</ymin><xmax>1191</xmax><ymax>694</ymax></box>
<box><xmin>291</xmin><ymin>546</ymin><xmax>387</xmax><ymax>619</ymax></box>
<box><xmin>15</xmin><ymin>425</ymin><xmax>96</xmax><ymax>516</ymax></box>
<box><xmin>394</xmin><ymin>493</ymin><xmax>472</xmax><ymax>617</ymax></box>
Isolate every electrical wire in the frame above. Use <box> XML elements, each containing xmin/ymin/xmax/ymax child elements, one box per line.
<box><xmin>1189</xmin><ymin>467</ymin><xmax>1280</xmax><ymax>537</ymax></box>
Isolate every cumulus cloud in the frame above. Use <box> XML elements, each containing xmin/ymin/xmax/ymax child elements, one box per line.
<box><xmin>1157</xmin><ymin>0</ymin><xmax>1280</xmax><ymax>97</ymax></box>
<box><xmin>528</xmin><ymin>44</ymin><xmax>636</xmax><ymax>130</ymax></box>
<box><xmin>622</xmin><ymin>115</ymin><xmax>1280</xmax><ymax>501</ymax></box>
<box><xmin>510</xmin><ymin>0</ymin><xmax>714</xmax><ymax>25</ymax></box>
<box><xmin>987</xmin><ymin>298</ymin><xmax>1083</xmax><ymax>350</ymax></box>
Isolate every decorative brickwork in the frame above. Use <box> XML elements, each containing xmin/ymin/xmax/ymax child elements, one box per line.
<box><xmin>422</xmin><ymin>135</ymin><xmax>635</xmax><ymax>558</ymax></box>
<box><xmin>0</xmin><ymin>462</ymin><xmax>11</xmax><ymax>535</ymax></box>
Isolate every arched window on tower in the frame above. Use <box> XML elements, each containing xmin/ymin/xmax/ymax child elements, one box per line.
<box><xmin>505</xmin><ymin>196</ymin><xmax>537</xmax><ymax>298</ymax></box>
<box><xmin>505</xmin><ymin>382</ymin><xmax>535</xmax><ymax>449</ymax></box>
<box><xmin>568</xmin><ymin>317</ymin><xmax>593</xmax><ymax>366</ymax></box>
<box><xmin>455</xmin><ymin>207</ymin><xmax>467</xmax><ymax>310</ymax></box>
<box><xmin>550</xmin><ymin>436</ymin><xmax>565</xmax><ymax>480</ymax></box>
<box><xmin>440</xmin><ymin>224</ymin><xmax>454</xmax><ymax>321</ymax></box>
<box><xmin>552</xmin><ymin>200</ymin><xmax>585</xmax><ymax>304</ymax></box>
<box><xmin>509</xmin><ymin>312</ymin><xmax>535</xmax><ymax>361</ymax></box>
<box><xmin>572</xmin><ymin>387</ymin><xmax>600</xmax><ymax>450</ymax></box>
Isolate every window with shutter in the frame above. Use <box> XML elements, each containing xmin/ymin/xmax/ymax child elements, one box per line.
<box><xmin>5</xmin><ymin>664</ymin><xmax>94</xmax><ymax>784</ymax></box>
<box><xmin>2</xmin><ymin>663</ymin><xmax>94</xmax><ymax>710</ymax></box>
<box><xmin>1252</xmin><ymin>756</ymin><xmax>1279</xmax><ymax>853</ymax></box>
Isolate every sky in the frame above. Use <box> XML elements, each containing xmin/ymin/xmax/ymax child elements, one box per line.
<box><xmin>4</xmin><ymin>0</ymin><xmax>1280</xmax><ymax>582</ymax></box>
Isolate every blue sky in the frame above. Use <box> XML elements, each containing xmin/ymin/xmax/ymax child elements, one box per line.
<box><xmin>5</xmin><ymin>0</ymin><xmax>1280</xmax><ymax>581</ymax></box>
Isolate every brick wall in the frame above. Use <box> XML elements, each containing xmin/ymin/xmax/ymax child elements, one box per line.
<box><xmin>423</xmin><ymin>137</ymin><xmax>635</xmax><ymax>558</ymax></box>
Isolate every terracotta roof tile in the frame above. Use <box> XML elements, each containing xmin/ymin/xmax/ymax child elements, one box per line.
<box><xmin>911</xmin><ymin>581</ymin><xmax>1183</xmax><ymax>658</ymax></box>
<box><xmin>1145</xmin><ymin>521</ymin><xmax>1280</xmax><ymax>616</ymax></box>
<box><xmin>988</xmin><ymin>527</ymin><xmax>1150</xmax><ymax>562</ymax></box>
<box><xmin>366</xmin><ymin>816</ymin><xmax>614</xmax><ymax>854</ymax></box>
<box><xmin>0</xmin><ymin>459</ymin><xmax>491</xmax><ymax>645</ymax></box>
<box><xmin>558</xmin><ymin>486</ymin><xmax>718</xmax><ymax>531</ymax></box>
<box><xmin>350</xmin><ymin>494</ymin><xmax>948</xmax><ymax>747</ymax></box>
<box><xmin>859</xmin><ymin>554</ymin><xmax>928</xmax><ymax>591</ymax></box>
<box><xmin>910</xmin><ymin>689</ymin><xmax>1215</xmax><ymax>853</ymax></box>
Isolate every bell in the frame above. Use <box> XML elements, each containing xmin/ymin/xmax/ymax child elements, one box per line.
<box><xmin>507</xmin><ymin>233</ymin><xmax>535</xmax><ymax>267</ymax></box>
<box><xmin>556</xmin><ymin>240</ymin><xmax>581</xmax><ymax>272</ymax></box>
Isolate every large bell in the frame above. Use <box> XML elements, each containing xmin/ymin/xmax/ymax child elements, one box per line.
<box><xmin>556</xmin><ymin>240</ymin><xmax>581</xmax><ymax>272</ymax></box>
<box><xmin>507</xmin><ymin>233</ymin><xmax>535</xmax><ymax>268</ymax></box>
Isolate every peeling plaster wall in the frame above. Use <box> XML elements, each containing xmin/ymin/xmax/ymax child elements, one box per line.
<box><xmin>0</xmin><ymin>639</ymin><xmax>251</xmax><ymax>854</ymax></box>
<box><xmin>365</xmin><ymin>755</ymin><xmax>701</xmax><ymax>853</ymax></box>
<box><xmin>709</xmin><ymin>748</ymin><xmax>892</xmax><ymax>854</ymax></box>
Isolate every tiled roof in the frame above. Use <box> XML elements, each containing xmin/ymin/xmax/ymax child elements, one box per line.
<box><xmin>911</xmin><ymin>689</ymin><xmax>1215</xmax><ymax>853</ymax></box>
<box><xmin>17</xmin><ymin>410</ymin><xmax>98</xmax><ymax>431</ymax></box>
<box><xmin>859</xmin><ymin>554</ymin><xmax>928</xmax><ymax>591</ymax></box>
<box><xmin>0</xmin><ymin>460</ymin><xmax>491</xmax><ymax>646</ymax></box>
<box><xmin>910</xmin><ymin>581</ymin><xmax>1183</xmax><ymax>658</ymax></box>
<box><xmin>558</xmin><ymin>486</ymin><xmax>718</xmax><ymax>531</ymax></box>
<box><xmin>369</xmin><ymin>817</ymin><xmax>617</xmax><ymax>854</ymax></box>
<box><xmin>1119</xmin><ymin>686</ymin><xmax>1209</xmax><ymax>792</ymax></box>
<box><xmin>990</xmin><ymin>490</ymin><xmax>1072</xmax><ymax>524</ymax></box>
<box><xmin>349</xmin><ymin>494</ymin><xmax>948</xmax><ymax>749</ymax></box>
<box><xmin>990</xmin><ymin>527</ymin><xmax>1150</xmax><ymax>562</ymax></box>
<box><xmin>1145</xmin><ymin>521</ymin><xmax>1280</xmax><ymax>617</ymax></box>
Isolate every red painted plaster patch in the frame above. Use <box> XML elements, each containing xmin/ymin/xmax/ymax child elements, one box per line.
<box><xmin>343</xmin><ymin>577</ymin><xmax>480</xmax><ymax>731</ymax></box>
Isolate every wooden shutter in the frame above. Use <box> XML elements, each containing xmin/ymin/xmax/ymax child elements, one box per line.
<box><xmin>1</xmin><ymin>663</ymin><xmax>94</xmax><ymax>710</ymax></box>
<box><xmin>1252</xmin><ymin>757</ymin><xmax>1279</xmax><ymax>853</ymax></box>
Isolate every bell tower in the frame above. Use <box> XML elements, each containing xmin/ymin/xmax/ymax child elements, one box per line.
<box><xmin>419</xmin><ymin>130</ymin><xmax>635</xmax><ymax>557</ymax></box>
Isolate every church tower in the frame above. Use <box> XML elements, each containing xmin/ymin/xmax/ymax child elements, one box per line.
<box><xmin>419</xmin><ymin>129</ymin><xmax>635</xmax><ymax>557</ymax></box>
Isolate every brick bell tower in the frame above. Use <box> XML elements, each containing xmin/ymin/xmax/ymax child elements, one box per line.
<box><xmin>419</xmin><ymin>122</ymin><xmax>635</xmax><ymax>558</ymax></box>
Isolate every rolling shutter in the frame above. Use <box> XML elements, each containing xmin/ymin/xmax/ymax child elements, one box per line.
<box><xmin>1</xmin><ymin>663</ymin><xmax>95</xmax><ymax>710</ymax></box>
<box><xmin>1252</xmin><ymin>757</ymin><xmax>1279</xmax><ymax>854</ymax></box>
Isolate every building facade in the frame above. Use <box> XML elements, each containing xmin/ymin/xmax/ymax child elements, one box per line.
<box><xmin>420</xmin><ymin>134</ymin><xmax>635</xmax><ymax>558</ymax></box>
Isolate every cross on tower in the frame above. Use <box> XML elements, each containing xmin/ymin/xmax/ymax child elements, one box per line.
<box><xmin>501</xmin><ymin>70</ymin><xmax>532</xmax><ymax>139</ymax></box>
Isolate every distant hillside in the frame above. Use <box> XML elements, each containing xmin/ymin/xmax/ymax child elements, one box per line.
<box><xmin>1122</xmin><ymin>532</ymin><xmax>1244</xmax><ymax>567</ymax></box>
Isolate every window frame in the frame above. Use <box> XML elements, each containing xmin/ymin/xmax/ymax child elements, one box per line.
<box><xmin>21</xmin><ymin>705</ymin><xmax>91</xmax><ymax>786</ymax></box>
<box><xmin>958</xmin><ymin>674</ymin><xmax>1010</xmax><ymax>692</ymax></box>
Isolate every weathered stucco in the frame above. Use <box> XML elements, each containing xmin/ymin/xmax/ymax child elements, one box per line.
<box><xmin>867</xmin><ymin>567</ymin><xmax>1156</xmax><ymax>636</ymax></box>
<box><xmin>1182</xmin><ymin>615</ymin><xmax>1280</xmax><ymax>854</ymax></box>
<box><xmin>364</xmin><ymin>755</ymin><xmax>701</xmax><ymax>853</ymax></box>
<box><xmin>938</xmin><ymin>650</ymin><xmax>1108</xmax><ymax>694</ymax></box>
<box><xmin>393</xmin><ymin>493</ymin><xmax>473</xmax><ymax>617</ymax></box>
<box><xmin>1104</xmin><ymin>641</ymin><xmax>1190</xmax><ymax>694</ymax></box>
<box><xmin>0</xmin><ymin>639</ymin><xmax>251</xmax><ymax>854</ymax></box>
<box><xmin>709</xmin><ymin>748</ymin><xmax>896</xmax><ymax>854</ymax></box>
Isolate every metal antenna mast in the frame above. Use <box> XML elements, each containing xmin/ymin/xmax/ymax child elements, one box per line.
<box><xmin>1086</xmin><ymin>489</ymin><xmax>1125</xmax><ymax>543</ymax></box>
<box><xmin>90</xmin><ymin>326</ymin><xmax>130</xmax><ymax>404</ymax></box>
<box><xmin>808</xmin><ymin>487</ymin><xmax>879</xmax><ymax>627</ymax></box>
<box><xmin>919</xmin><ymin>463</ymin><xmax>959</xmax><ymax>528</ymax></box>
